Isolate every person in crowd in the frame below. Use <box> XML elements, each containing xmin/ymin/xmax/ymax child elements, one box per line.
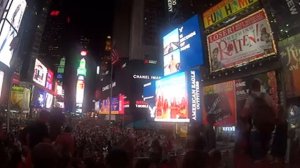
<box><xmin>27</xmin><ymin>110</ymin><xmax>50</xmax><ymax>150</ymax></box>
<box><xmin>204</xmin><ymin>114</ymin><xmax>216</xmax><ymax>153</ymax></box>
<box><xmin>31</xmin><ymin>143</ymin><xmax>58</xmax><ymax>168</ymax></box>
<box><xmin>241</xmin><ymin>78</ymin><xmax>277</xmax><ymax>167</ymax></box>
<box><xmin>181</xmin><ymin>150</ymin><xmax>209</xmax><ymax>168</ymax></box>
<box><xmin>149</xmin><ymin>139</ymin><xmax>163</xmax><ymax>167</ymax></box>
<box><xmin>105</xmin><ymin>148</ymin><xmax>130</xmax><ymax>168</ymax></box>
<box><xmin>55</xmin><ymin>126</ymin><xmax>75</xmax><ymax>156</ymax></box>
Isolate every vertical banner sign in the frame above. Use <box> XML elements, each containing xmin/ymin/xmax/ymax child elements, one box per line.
<box><xmin>207</xmin><ymin>9</ymin><xmax>277</xmax><ymax>72</ymax></box>
<box><xmin>203</xmin><ymin>0</ymin><xmax>259</xmax><ymax>28</ymax></box>
<box><xmin>279</xmin><ymin>33</ymin><xmax>300</xmax><ymax>98</ymax></box>
<box><xmin>188</xmin><ymin>70</ymin><xmax>201</xmax><ymax>121</ymax></box>
<box><xmin>235</xmin><ymin>71</ymin><xmax>278</xmax><ymax>116</ymax></box>
<box><xmin>203</xmin><ymin>81</ymin><xmax>236</xmax><ymax>126</ymax></box>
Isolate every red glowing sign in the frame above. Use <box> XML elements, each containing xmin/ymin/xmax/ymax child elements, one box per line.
<box><xmin>50</xmin><ymin>10</ymin><xmax>60</xmax><ymax>16</ymax></box>
<box><xmin>81</xmin><ymin>50</ymin><xmax>88</xmax><ymax>56</ymax></box>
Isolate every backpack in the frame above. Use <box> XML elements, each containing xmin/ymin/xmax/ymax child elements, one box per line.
<box><xmin>250</xmin><ymin>93</ymin><xmax>275</xmax><ymax>133</ymax></box>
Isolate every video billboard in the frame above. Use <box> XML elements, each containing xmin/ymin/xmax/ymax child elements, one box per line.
<box><xmin>46</xmin><ymin>70</ymin><xmax>54</xmax><ymax>90</ymax></box>
<box><xmin>207</xmin><ymin>9</ymin><xmax>277</xmax><ymax>72</ymax></box>
<box><xmin>76</xmin><ymin>78</ymin><xmax>85</xmax><ymax>104</ymax></box>
<box><xmin>0</xmin><ymin>0</ymin><xmax>26</xmax><ymax>67</ymax></box>
<box><xmin>163</xmin><ymin>15</ymin><xmax>204</xmax><ymax>76</ymax></box>
<box><xmin>32</xmin><ymin>87</ymin><xmax>46</xmax><ymax>108</ymax></box>
<box><xmin>46</xmin><ymin>93</ymin><xmax>53</xmax><ymax>109</ymax></box>
<box><xmin>33</xmin><ymin>59</ymin><xmax>47</xmax><ymax>87</ymax></box>
<box><xmin>99</xmin><ymin>97</ymin><xmax>120</xmax><ymax>115</ymax></box>
<box><xmin>155</xmin><ymin>72</ymin><xmax>189</xmax><ymax>122</ymax></box>
<box><xmin>279</xmin><ymin>33</ymin><xmax>300</xmax><ymax>98</ymax></box>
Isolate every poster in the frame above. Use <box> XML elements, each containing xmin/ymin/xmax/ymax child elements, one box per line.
<box><xmin>207</xmin><ymin>9</ymin><xmax>276</xmax><ymax>72</ymax></box>
<box><xmin>203</xmin><ymin>0</ymin><xmax>259</xmax><ymax>28</ymax></box>
<box><xmin>203</xmin><ymin>81</ymin><xmax>236</xmax><ymax>126</ymax></box>
<box><xmin>235</xmin><ymin>71</ymin><xmax>278</xmax><ymax>115</ymax></box>
<box><xmin>279</xmin><ymin>33</ymin><xmax>300</xmax><ymax>98</ymax></box>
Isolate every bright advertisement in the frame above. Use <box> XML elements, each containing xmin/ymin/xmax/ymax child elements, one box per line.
<box><xmin>207</xmin><ymin>9</ymin><xmax>277</xmax><ymax>72</ymax></box>
<box><xmin>203</xmin><ymin>0</ymin><xmax>259</xmax><ymax>28</ymax></box>
<box><xmin>163</xmin><ymin>15</ymin><xmax>204</xmax><ymax>76</ymax></box>
<box><xmin>187</xmin><ymin>69</ymin><xmax>201</xmax><ymax>121</ymax></box>
<box><xmin>33</xmin><ymin>59</ymin><xmax>47</xmax><ymax>87</ymax></box>
<box><xmin>10</xmin><ymin>85</ymin><xmax>30</xmax><ymax>111</ymax></box>
<box><xmin>76</xmin><ymin>78</ymin><xmax>85</xmax><ymax>104</ymax></box>
<box><xmin>0</xmin><ymin>0</ymin><xmax>26</xmax><ymax>67</ymax></box>
<box><xmin>279</xmin><ymin>34</ymin><xmax>300</xmax><ymax>98</ymax></box>
<box><xmin>0</xmin><ymin>71</ymin><xmax>4</xmax><ymax>98</ymax></box>
<box><xmin>99</xmin><ymin>97</ymin><xmax>120</xmax><ymax>115</ymax></box>
<box><xmin>203</xmin><ymin>81</ymin><xmax>236</xmax><ymax>126</ymax></box>
<box><xmin>46</xmin><ymin>70</ymin><xmax>54</xmax><ymax>90</ymax></box>
<box><xmin>143</xmin><ymin>81</ymin><xmax>156</xmax><ymax>118</ymax></box>
<box><xmin>155</xmin><ymin>72</ymin><xmax>189</xmax><ymax>122</ymax></box>
<box><xmin>46</xmin><ymin>93</ymin><xmax>53</xmax><ymax>109</ymax></box>
<box><xmin>235</xmin><ymin>71</ymin><xmax>278</xmax><ymax>116</ymax></box>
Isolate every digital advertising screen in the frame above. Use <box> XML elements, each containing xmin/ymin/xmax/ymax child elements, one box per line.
<box><xmin>76</xmin><ymin>78</ymin><xmax>85</xmax><ymax>104</ymax></box>
<box><xmin>99</xmin><ymin>97</ymin><xmax>120</xmax><ymax>115</ymax></box>
<box><xmin>32</xmin><ymin>87</ymin><xmax>46</xmax><ymax>108</ymax></box>
<box><xmin>0</xmin><ymin>0</ymin><xmax>26</xmax><ymax>67</ymax></box>
<box><xmin>163</xmin><ymin>15</ymin><xmax>204</xmax><ymax>76</ymax></box>
<box><xmin>187</xmin><ymin>69</ymin><xmax>201</xmax><ymax>121</ymax></box>
<box><xmin>46</xmin><ymin>70</ymin><xmax>54</xmax><ymax>90</ymax></box>
<box><xmin>10</xmin><ymin>85</ymin><xmax>30</xmax><ymax>111</ymax></box>
<box><xmin>33</xmin><ymin>59</ymin><xmax>47</xmax><ymax>87</ymax></box>
<box><xmin>0</xmin><ymin>71</ymin><xmax>4</xmax><ymax>98</ymax></box>
<box><xmin>143</xmin><ymin>81</ymin><xmax>156</xmax><ymax>118</ymax></box>
<box><xmin>46</xmin><ymin>93</ymin><xmax>53</xmax><ymax>109</ymax></box>
<box><xmin>155</xmin><ymin>72</ymin><xmax>189</xmax><ymax>122</ymax></box>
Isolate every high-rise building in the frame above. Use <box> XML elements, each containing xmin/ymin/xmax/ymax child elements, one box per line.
<box><xmin>38</xmin><ymin>1</ymin><xmax>69</xmax><ymax>70</ymax></box>
<box><xmin>113</xmin><ymin>0</ymin><xmax>166</xmax><ymax>61</ymax></box>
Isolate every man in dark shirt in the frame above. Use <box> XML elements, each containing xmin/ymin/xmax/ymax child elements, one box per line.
<box><xmin>27</xmin><ymin>110</ymin><xmax>50</xmax><ymax>150</ymax></box>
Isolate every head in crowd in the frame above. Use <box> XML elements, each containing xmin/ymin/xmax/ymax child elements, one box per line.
<box><xmin>182</xmin><ymin>150</ymin><xmax>209</xmax><ymax>168</ymax></box>
<box><xmin>106</xmin><ymin>148</ymin><xmax>130</xmax><ymax>168</ymax></box>
<box><xmin>38</xmin><ymin>110</ymin><xmax>50</xmax><ymax>123</ymax></box>
<box><xmin>31</xmin><ymin>143</ymin><xmax>58</xmax><ymax>168</ymax></box>
<box><xmin>251</xmin><ymin>78</ymin><xmax>262</xmax><ymax>92</ymax></box>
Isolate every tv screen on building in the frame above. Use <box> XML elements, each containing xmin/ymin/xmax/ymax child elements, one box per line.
<box><xmin>155</xmin><ymin>72</ymin><xmax>189</xmax><ymax>122</ymax></box>
<box><xmin>33</xmin><ymin>59</ymin><xmax>47</xmax><ymax>87</ymax></box>
<box><xmin>162</xmin><ymin>15</ymin><xmax>204</xmax><ymax>76</ymax></box>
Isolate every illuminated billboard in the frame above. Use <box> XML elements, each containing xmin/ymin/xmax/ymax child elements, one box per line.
<box><xmin>46</xmin><ymin>70</ymin><xmax>54</xmax><ymax>90</ymax></box>
<box><xmin>203</xmin><ymin>0</ymin><xmax>259</xmax><ymax>28</ymax></box>
<box><xmin>46</xmin><ymin>93</ymin><xmax>53</xmax><ymax>109</ymax></box>
<box><xmin>32</xmin><ymin>87</ymin><xmax>46</xmax><ymax>108</ymax></box>
<box><xmin>163</xmin><ymin>15</ymin><xmax>204</xmax><ymax>76</ymax></box>
<box><xmin>76</xmin><ymin>77</ymin><xmax>85</xmax><ymax>104</ymax></box>
<box><xmin>11</xmin><ymin>85</ymin><xmax>30</xmax><ymax>111</ymax></box>
<box><xmin>33</xmin><ymin>59</ymin><xmax>47</xmax><ymax>87</ymax></box>
<box><xmin>99</xmin><ymin>97</ymin><xmax>120</xmax><ymax>115</ymax></box>
<box><xmin>0</xmin><ymin>0</ymin><xmax>26</xmax><ymax>67</ymax></box>
<box><xmin>207</xmin><ymin>9</ymin><xmax>277</xmax><ymax>72</ymax></box>
<box><xmin>155</xmin><ymin>72</ymin><xmax>189</xmax><ymax>122</ymax></box>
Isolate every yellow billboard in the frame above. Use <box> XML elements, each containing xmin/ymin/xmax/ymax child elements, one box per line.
<box><xmin>203</xmin><ymin>0</ymin><xmax>259</xmax><ymax>28</ymax></box>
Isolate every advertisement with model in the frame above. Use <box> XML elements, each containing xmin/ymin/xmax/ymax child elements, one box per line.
<box><xmin>0</xmin><ymin>0</ymin><xmax>26</xmax><ymax>67</ymax></box>
<box><xmin>163</xmin><ymin>15</ymin><xmax>204</xmax><ymax>76</ymax></box>
<box><xmin>207</xmin><ymin>9</ymin><xmax>277</xmax><ymax>72</ymax></box>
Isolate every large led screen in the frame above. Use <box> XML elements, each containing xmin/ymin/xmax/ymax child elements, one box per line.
<box><xmin>76</xmin><ymin>79</ymin><xmax>85</xmax><ymax>104</ymax></box>
<box><xmin>155</xmin><ymin>72</ymin><xmax>189</xmax><ymax>122</ymax></box>
<box><xmin>162</xmin><ymin>15</ymin><xmax>204</xmax><ymax>76</ymax></box>
<box><xmin>46</xmin><ymin>93</ymin><xmax>53</xmax><ymax>109</ymax></box>
<box><xmin>10</xmin><ymin>85</ymin><xmax>30</xmax><ymax>111</ymax></box>
<box><xmin>0</xmin><ymin>0</ymin><xmax>26</xmax><ymax>67</ymax></box>
<box><xmin>99</xmin><ymin>97</ymin><xmax>120</xmax><ymax>115</ymax></box>
<box><xmin>32</xmin><ymin>87</ymin><xmax>46</xmax><ymax>108</ymax></box>
<box><xmin>46</xmin><ymin>70</ymin><xmax>54</xmax><ymax>90</ymax></box>
<box><xmin>33</xmin><ymin>59</ymin><xmax>47</xmax><ymax>86</ymax></box>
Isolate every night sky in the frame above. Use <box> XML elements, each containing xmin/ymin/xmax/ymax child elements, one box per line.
<box><xmin>62</xmin><ymin>0</ymin><xmax>115</xmax><ymax>57</ymax></box>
